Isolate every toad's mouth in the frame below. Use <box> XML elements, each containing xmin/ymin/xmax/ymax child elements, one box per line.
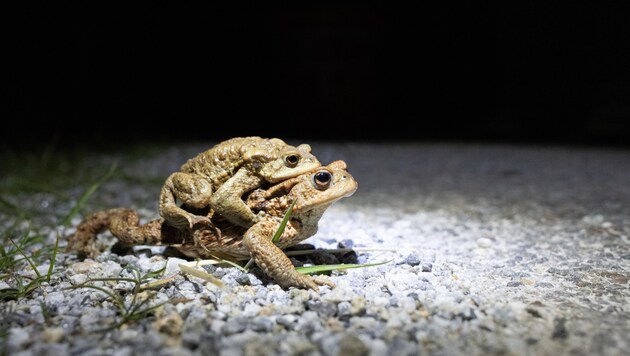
<box><xmin>294</xmin><ymin>192</ymin><xmax>354</xmax><ymax>213</ymax></box>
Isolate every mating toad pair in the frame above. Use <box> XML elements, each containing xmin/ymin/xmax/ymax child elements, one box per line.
<box><xmin>67</xmin><ymin>137</ymin><xmax>358</xmax><ymax>290</ymax></box>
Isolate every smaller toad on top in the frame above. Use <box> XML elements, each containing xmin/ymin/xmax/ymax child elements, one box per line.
<box><xmin>159</xmin><ymin>136</ymin><xmax>321</xmax><ymax>232</ymax></box>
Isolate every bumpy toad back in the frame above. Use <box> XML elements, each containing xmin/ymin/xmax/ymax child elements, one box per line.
<box><xmin>159</xmin><ymin>136</ymin><xmax>321</xmax><ymax>232</ymax></box>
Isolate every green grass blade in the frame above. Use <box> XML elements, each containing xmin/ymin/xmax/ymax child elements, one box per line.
<box><xmin>199</xmin><ymin>256</ymin><xmax>249</xmax><ymax>272</ymax></box>
<box><xmin>22</xmin><ymin>277</ymin><xmax>44</xmax><ymax>296</ymax></box>
<box><xmin>126</xmin><ymin>293</ymin><xmax>160</xmax><ymax>314</ymax></box>
<box><xmin>75</xmin><ymin>277</ymin><xmax>139</xmax><ymax>284</ymax></box>
<box><xmin>46</xmin><ymin>233</ymin><xmax>60</xmax><ymax>282</ymax></box>
<box><xmin>8</xmin><ymin>237</ymin><xmax>41</xmax><ymax>279</ymax></box>
<box><xmin>272</xmin><ymin>200</ymin><xmax>296</xmax><ymax>243</ymax></box>
<box><xmin>0</xmin><ymin>288</ymin><xmax>20</xmax><ymax>301</ymax></box>
<box><xmin>141</xmin><ymin>266</ymin><xmax>166</xmax><ymax>280</ymax></box>
<box><xmin>244</xmin><ymin>200</ymin><xmax>297</xmax><ymax>270</ymax></box>
<box><xmin>296</xmin><ymin>260</ymin><xmax>392</xmax><ymax>275</ymax></box>
<box><xmin>66</xmin><ymin>284</ymin><xmax>120</xmax><ymax>301</ymax></box>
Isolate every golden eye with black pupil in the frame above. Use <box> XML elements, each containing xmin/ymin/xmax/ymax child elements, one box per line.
<box><xmin>313</xmin><ymin>171</ymin><xmax>332</xmax><ymax>190</ymax></box>
<box><xmin>284</xmin><ymin>154</ymin><xmax>300</xmax><ymax>167</ymax></box>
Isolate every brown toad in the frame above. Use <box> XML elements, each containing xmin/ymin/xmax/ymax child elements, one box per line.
<box><xmin>160</xmin><ymin>136</ymin><xmax>320</xmax><ymax>231</ymax></box>
<box><xmin>67</xmin><ymin>160</ymin><xmax>358</xmax><ymax>290</ymax></box>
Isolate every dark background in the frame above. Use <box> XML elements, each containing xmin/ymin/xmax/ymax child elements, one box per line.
<box><xmin>4</xmin><ymin>3</ymin><xmax>630</xmax><ymax>150</ymax></box>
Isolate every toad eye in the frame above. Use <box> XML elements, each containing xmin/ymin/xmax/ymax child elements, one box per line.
<box><xmin>284</xmin><ymin>154</ymin><xmax>300</xmax><ymax>168</ymax></box>
<box><xmin>313</xmin><ymin>170</ymin><xmax>332</xmax><ymax>190</ymax></box>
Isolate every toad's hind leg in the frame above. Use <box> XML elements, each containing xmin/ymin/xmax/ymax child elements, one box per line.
<box><xmin>67</xmin><ymin>208</ymin><xmax>137</xmax><ymax>259</ymax></box>
<box><xmin>159</xmin><ymin>172</ymin><xmax>214</xmax><ymax>231</ymax></box>
<box><xmin>210</xmin><ymin>168</ymin><xmax>264</xmax><ymax>228</ymax></box>
<box><xmin>67</xmin><ymin>208</ymin><xmax>182</xmax><ymax>260</ymax></box>
<box><xmin>108</xmin><ymin>211</ymin><xmax>167</xmax><ymax>246</ymax></box>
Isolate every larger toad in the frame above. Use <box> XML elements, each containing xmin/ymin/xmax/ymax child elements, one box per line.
<box><xmin>160</xmin><ymin>136</ymin><xmax>321</xmax><ymax>232</ymax></box>
<box><xmin>67</xmin><ymin>160</ymin><xmax>358</xmax><ymax>290</ymax></box>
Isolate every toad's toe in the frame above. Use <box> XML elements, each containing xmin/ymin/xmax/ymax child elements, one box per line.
<box><xmin>311</xmin><ymin>275</ymin><xmax>335</xmax><ymax>288</ymax></box>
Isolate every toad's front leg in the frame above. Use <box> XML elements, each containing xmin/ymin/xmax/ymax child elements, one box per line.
<box><xmin>242</xmin><ymin>219</ymin><xmax>333</xmax><ymax>290</ymax></box>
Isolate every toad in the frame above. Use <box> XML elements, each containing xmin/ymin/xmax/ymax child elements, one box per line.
<box><xmin>160</xmin><ymin>136</ymin><xmax>321</xmax><ymax>232</ymax></box>
<box><xmin>67</xmin><ymin>160</ymin><xmax>358</xmax><ymax>290</ymax></box>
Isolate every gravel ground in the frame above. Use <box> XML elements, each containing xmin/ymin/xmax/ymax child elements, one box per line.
<box><xmin>1</xmin><ymin>141</ymin><xmax>629</xmax><ymax>356</ymax></box>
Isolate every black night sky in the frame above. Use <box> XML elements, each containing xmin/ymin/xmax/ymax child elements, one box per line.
<box><xmin>4</xmin><ymin>3</ymin><xmax>630</xmax><ymax>150</ymax></box>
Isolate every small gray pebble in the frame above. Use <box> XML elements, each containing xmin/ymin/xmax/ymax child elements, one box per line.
<box><xmin>337</xmin><ymin>301</ymin><xmax>352</xmax><ymax>319</ymax></box>
<box><xmin>338</xmin><ymin>239</ymin><xmax>354</xmax><ymax>249</ymax></box>
<box><xmin>233</xmin><ymin>272</ymin><xmax>251</xmax><ymax>286</ymax></box>
<box><xmin>547</xmin><ymin>267</ymin><xmax>569</xmax><ymax>276</ymax></box>
<box><xmin>535</xmin><ymin>282</ymin><xmax>554</xmax><ymax>288</ymax></box>
<box><xmin>277</xmin><ymin>315</ymin><xmax>297</xmax><ymax>329</ymax></box>
<box><xmin>306</xmin><ymin>300</ymin><xmax>338</xmax><ymax>318</ymax></box>
<box><xmin>224</xmin><ymin>316</ymin><xmax>248</xmax><ymax>334</ymax></box>
<box><xmin>552</xmin><ymin>317</ymin><xmax>568</xmax><ymax>339</ymax></box>
<box><xmin>402</xmin><ymin>253</ymin><xmax>422</xmax><ymax>266</ymax></box>
<box><xmin>250</xmin><ymin>316</ymin><xmax>275</xmax><ymax>332</ymax></box>
<box><xmin>202</xmin><ymin>264</ymin><xmax>218</xmax><ymax>273</ymax></box>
